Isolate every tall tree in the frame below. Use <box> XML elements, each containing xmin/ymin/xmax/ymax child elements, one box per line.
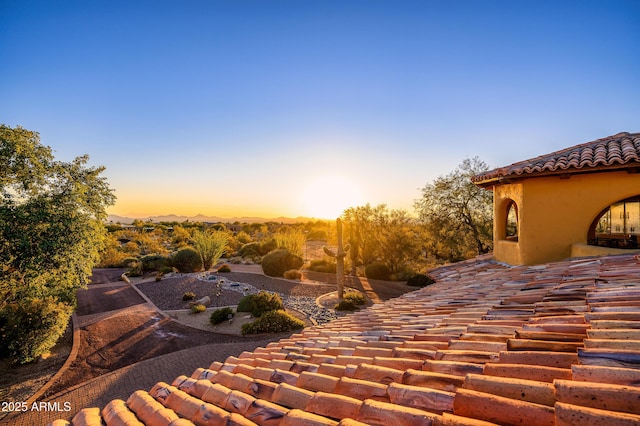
<box><xmin>414</xmin><ymin>157</ymin><xmax>493</xmax><ymax>261</ymax></box>
<box><xmin>0</xmin><ymin>125</ymin><xmax>115</xmax><ymax>363</ymax></box>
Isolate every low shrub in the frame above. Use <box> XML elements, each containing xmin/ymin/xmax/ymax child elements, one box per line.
<box><xmin>241</xmin><ymin>310</ymin><xmax>304</xmax><ymax>335</ymax></box>
<box><xmin>210</xmin><ymin>307</ymin><xmax>234</xmax><ymax>325</ymax></box>
<box><xmin>237</xmin><ymin>291</ymin><xmax>284</xmax><ymax>317</ymax></box>
<box><xmin>0</xmin><ymin>298</ymin><xmax>73</xmax><ymax>364</ymax></box>
<box><xmin>306</xmin><ymin>259</ymin><xmax>336</xmax><ymax>273</ymax></box>
<box><xmin>141</xmin><ymin>254</ymin><xmax>170</xmax><ymax>272</ymax></box>
<box><xmin>190</xmin><ymin>304</ymin><xmax>206</xmax><ymax>314</ymax></box>
<box><xmin>182</xmin><ymin>292</ymin><xmax>196</xmax><ymax>301</ymax></box>
<box><xmin>261</xmin><ymin>249</ymin><xmax>303</xmax><ymax>277</ymax></box>
<box><xmin>335</xmin><ymin>300</ymin><xmax>359</xmax><ymax>311</ymax></box>
<box><xmin>345</xmin><ymin>292</ymin><xmax>366</xmax><ymax>305</ymax></box>
<box><xmin>217</xmin><ymin>264</ymin><xmax>231</xmax><ymax>273</ymax></box>
<box><xmin>172</xmin><ymin>247</ymin><xmax>203</xmax><ymax>273</ymax></box>
<box><xmin>365</xmin><ymin>262</ymin><xmax>391</xmax><ymax>280</ymax></box>
<box><xmin>159</xmin><ymin>266</ymin><xmax>174</xmax><ymax>274</ymax></box>
<box><xmin>283</xmin><ymin>269</ymin><xmax>302</xmax><ymax>280</ymax></box>
<box><xmin>335</xmin><ymin>292</ymin><xmax>366</xmax><ymax>311</ymax></box>
<box><xmin>406</xmin><ymin>273</ymin><xmax>435</xmax><ymax>287</ymax></box>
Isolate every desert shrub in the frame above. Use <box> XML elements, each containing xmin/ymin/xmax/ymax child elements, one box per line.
<box><xmin>365</xmin><ymin>262</ymin><xmax>391</xmax><ymax>281</ymax></box>
<box><xmin>345</xmin><ymin>292</ymin><xmax>366</xmax><ymax>305</ymax></box>
<box><xmin>159</xmin><ymin>266</ymin><xmax>174</xmax><ymax>274</ymax></box>
<box><xmin>241</xmin><ymin>310</ymin><xmax>304</xmax><ymax>335</ymax></box>
<box><xmin>334</xmin><ymin>300</ymin><xmax>359</xmax><ymax>311</ymax></box>
<box><xmin>141</xmin><ymin>254</ymin><xmax>170</xmax><ymax>272</ymax></box>
<box><xmin>172</xmin><ymin>247</ymin><xmax>203</xmax><ymax>273</ymax></box>
<box><xmin>210</xmin><ymin>307</ymin><xmax>234</xmax><ymax>325</ymax></box>
<box><xmin>126</xmin><ymin>260</ymin><xmax>143</xmax><ymax>277</ymax></box>
<box><xmin>306</xmin><ymin>259</ymin><xmax>336</xmax><ymax>273</ymax></box>
<box><xmin>191</xmin><ymin>304</ymin><xmax>206</xmax><ymax>314</ymax></box>
<box><xmin>283</xmin><ymin>269</ymin><xmax>302</xmax><ymax>280</ymax></box>
<box><xmin>121</xmin><ymin>257</ymin><xmax>139</xmax><ymax>268</ymax></box>
<box><xmin>182</xmin><ymin>292</ymin><xmax>196</xmax><ymax>301</ymax></box>
<box><xmin>261</xmin><ymin>249</ymin><xmax>303</xmax><ymax>277</ymax></box>
<box><xmin>406</xmin><ymin>273</ymin><xmax>435</xmax><ymax>287</ymax></box>
<box><xmin>237</xmin><ymin>291</ymin><xmax>284</xmax><ymax>317</ymax></box>
<box><xmin>217</xmin><ymin>264</ymin><xmax>231</xmax><ymax>273</ymax></box>
<box><xmin>0</xmin><ymin>298</ymin><xmax>73</xmax><ymax>364</ymax></box>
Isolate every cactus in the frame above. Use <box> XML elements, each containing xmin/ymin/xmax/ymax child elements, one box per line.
<box><xmin>323</xmin><ymin>218</ymin><xmax>350</xmax><ymax>302</ymax></box>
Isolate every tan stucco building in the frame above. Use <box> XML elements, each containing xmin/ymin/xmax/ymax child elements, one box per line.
<box><xmin>473</xmin><ymin>132</ymin><xmax>640</xmax><ymax>265</ymax></box>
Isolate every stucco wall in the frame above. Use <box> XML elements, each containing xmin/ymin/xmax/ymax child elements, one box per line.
<box><xmin>493</xmin><ymin>170</ymin><xmax>640</xmax><ymax>265</ymax></box>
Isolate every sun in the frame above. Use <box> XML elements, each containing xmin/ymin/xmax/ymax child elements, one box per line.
<box><xmin>302</xmin><ymin>176</ymin><xmax>364</xmax><ymax>219</ymax></box>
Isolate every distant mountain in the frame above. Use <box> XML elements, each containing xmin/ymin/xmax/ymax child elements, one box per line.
<box><xmin>106</xmin><ymin>213</ymin><xmax>318</xmax><ymax>224</ymax></box>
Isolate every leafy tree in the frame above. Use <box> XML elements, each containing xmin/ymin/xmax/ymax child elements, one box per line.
<box><xmin>191</xmin><ymin>229</ymin><xmax>229</xmax><ymax>271</ymax></box>
<box><xmin>342</xmin><ymin>204</ymin><xmax>420</xmax><ymax>276</ymax></box>
<box><xmin>414</xmin><ymin>157</ymin><xmax>493</xmax><ymax>261</ymax></box>
<box><xmin>0</xmin><ymin>125</ymin><xmax>115</xmax><ymax>362</ymax></box>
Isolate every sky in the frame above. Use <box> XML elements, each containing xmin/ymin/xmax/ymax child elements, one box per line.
<box><xmin>1</xmin><ymin>0</ymin><xmax>639</xmax><ymax>220</ymax></box>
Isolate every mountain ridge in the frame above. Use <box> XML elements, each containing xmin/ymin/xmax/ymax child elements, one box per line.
<box><xmin>106</xmin><ymin>213</ymin><xmax>323</xmax><ymax>224</ymax></box>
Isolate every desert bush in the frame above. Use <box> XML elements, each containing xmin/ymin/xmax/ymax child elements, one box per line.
<box><xmin>241</xmin><ymin>310</ymin><xmax>304</xmax><ymax>335</ymax></box>
<box><xmin>182</xmin><ymin>292</ymin><xmax>196</xmax><ymax>301</ymax></box>
<box><xmin>172</xmin><ymin>247</ymin><xmax>203</xmax><ymax>273</ymax></box>
<box><xmin>334</xmin><ymin>300</ymin><xmax>359</xmax><ymax>311</ymax></box>
<box><xmin>210</xmin><ymin>307</ymin><xmax>234</xmax><ymax>325</ymax></box>
<box><xmin>365</xmin><ymin>262</ymin><xmax>391</xmax><ymax>281</ymax></box>
<box><xmin>261</xmin><ymin>249</ymin><xmax>303</xmax><ymax>277</ymax></box>
<box><xmin>121</xmin><ymin>257</ymin><xmax>139</xmax><ymax>268</ymax></box>
<box><xmin>191</xmin><ymin>304</ymin><xmax>206</xmax><ymax>314</ymax></box>
<box><xmin>335</xmin><ymin>292</ymin><xmax>366</xmax><ymax>311</ymax></box>
<box><xmin>345</xmin><ymin>292</ymin><xmax>366</xmax><ymax>305</ymax></box>
<box><xmin>406</xmin><ymin>273</ymin><xmax>435</xmax><ymax>287</ymax></box>
<box><xmin>0</xmin><ymin>298</ymin><xmax>73</xmax><ymax>364</ymax></box>
<box><xmin>141</xmin><ymin>254</ymin><xmax>170</xmax><ymax>272</ymax></box>
<box><xmin>283</xmin><ymin>269</ymin><xmax>302</xmax><ymax>280</ymax></box>
<box><xmin>217</xmin><ymin>264</ymin><xmax>231</xmax><ymax>273</ymax></box>
<box><xmin>237</xmin><ymin>291</ymin><xmax>284</xmax><ymax>317</ymax></box>
<box><xmin>159</xmin><ymin>266</ymin><xmax>174</xmax><ymax>274</ymax></box>
<box><xmin>306</xmin><ymin>259</ymin><xmax>336</xmax><ymax>274</ymax></box>
<box><xmin>126</xmin><ymin>260</ymin><xmax>143</xmax><ymax>277</ymax></box>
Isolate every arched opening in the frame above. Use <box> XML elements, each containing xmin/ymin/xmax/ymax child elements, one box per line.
<box><xmin>589</xmin><ymin>196</ymin><xmax>640</xmax><ymax>249</ymax></box>
<box><xmin>505</xmin><ymin>200</ymin><xmax>518</xmax><ymax>242</ymax></box>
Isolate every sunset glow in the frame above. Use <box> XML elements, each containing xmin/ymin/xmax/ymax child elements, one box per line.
<box><xmin>302</xmin><ymin>176</ymin><xmax>365</xmax><ymax>220</ymax></box>
<box><xmin>1</xmin><ymin>1</ymin><xmax>638</xmax><ymax>221</ymax></box>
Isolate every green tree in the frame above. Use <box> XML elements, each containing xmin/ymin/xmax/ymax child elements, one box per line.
<box><xmin>414</xmin><ymin>157</ymin><xmax>493</xmax><ymax>261</ymax></box>
<box><xmin>342</xmin><ymin>204</ymin><xmax>421</xmax><ymax>276</ymax></box>
<box><xmin>191</xmin><ymin>229</ymin><xmax>230</xmax><ymax>271</ymax></box>
<box><xmin>0</xmin><ymin>125</ymin><xmax>115</xmax><ymax>362</ymax></box>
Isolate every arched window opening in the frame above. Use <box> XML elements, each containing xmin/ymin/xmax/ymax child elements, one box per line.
<box><xmin>505</xmin><ymin>200</ymin><xmax>518</xmax><ymax>241</ymax></box>
<box><xmin>589</xmin><ymin>196</ymin><xmax>640</xmax><ymax>249</ymax></box>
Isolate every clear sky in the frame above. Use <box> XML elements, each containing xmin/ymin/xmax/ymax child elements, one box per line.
<box><xmin>2</xmin><ymin>0</ymin><xmax>639</xmax><ymax>219</ymax></box>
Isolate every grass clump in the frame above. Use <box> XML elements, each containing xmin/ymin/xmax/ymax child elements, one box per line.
<box><xmin>217</xmin><ymin>264</ymin><xmax>231</xmax><ymax>273</ymax></box>
<box><xmin>241</xmin><ymin>310</ymin><xmax>304</xmax><ymax>335</ymax></box>
<box><xmin>210</xmin><ymin>307</ymin><xmax>234</xmax><ymax>325</ymax></box>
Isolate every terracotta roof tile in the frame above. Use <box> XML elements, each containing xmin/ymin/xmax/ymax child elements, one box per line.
<box><xmin>473</xmin><ymin>132</ymin><xmax>640</xmax><ymax>185</ymax></box>
<box><xmin>50</xmin><ymin>253</ymin><xmax>640</xmax><ymax>426</ymax></box>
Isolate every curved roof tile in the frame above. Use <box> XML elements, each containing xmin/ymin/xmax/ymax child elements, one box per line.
<box><xmin>473</xmin><ymin>132</ymin><xmax>640</xmax><ymax>185</ymax></box>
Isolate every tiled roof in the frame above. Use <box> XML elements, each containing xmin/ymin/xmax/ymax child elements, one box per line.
<box><xmin>473</xmin><ymin>132</ymin><xmax>640</xmax><ymax>186</ymax></box>
<box><xmin>50</xmin><ymin>253</ymin><xmax>640</xmax><ymax>425</ymax></box>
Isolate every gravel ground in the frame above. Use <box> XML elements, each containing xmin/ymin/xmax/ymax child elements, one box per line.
<box><xmin>136</xmin><ymin>272</ymin><xmax>340</xmax><ymax>324</ymax></box>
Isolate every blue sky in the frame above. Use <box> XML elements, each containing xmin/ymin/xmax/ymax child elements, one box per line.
<box><xmin>2</xmin><ymin>0</ymin><xmax>639</xmax><ymax>219</ymax></box>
